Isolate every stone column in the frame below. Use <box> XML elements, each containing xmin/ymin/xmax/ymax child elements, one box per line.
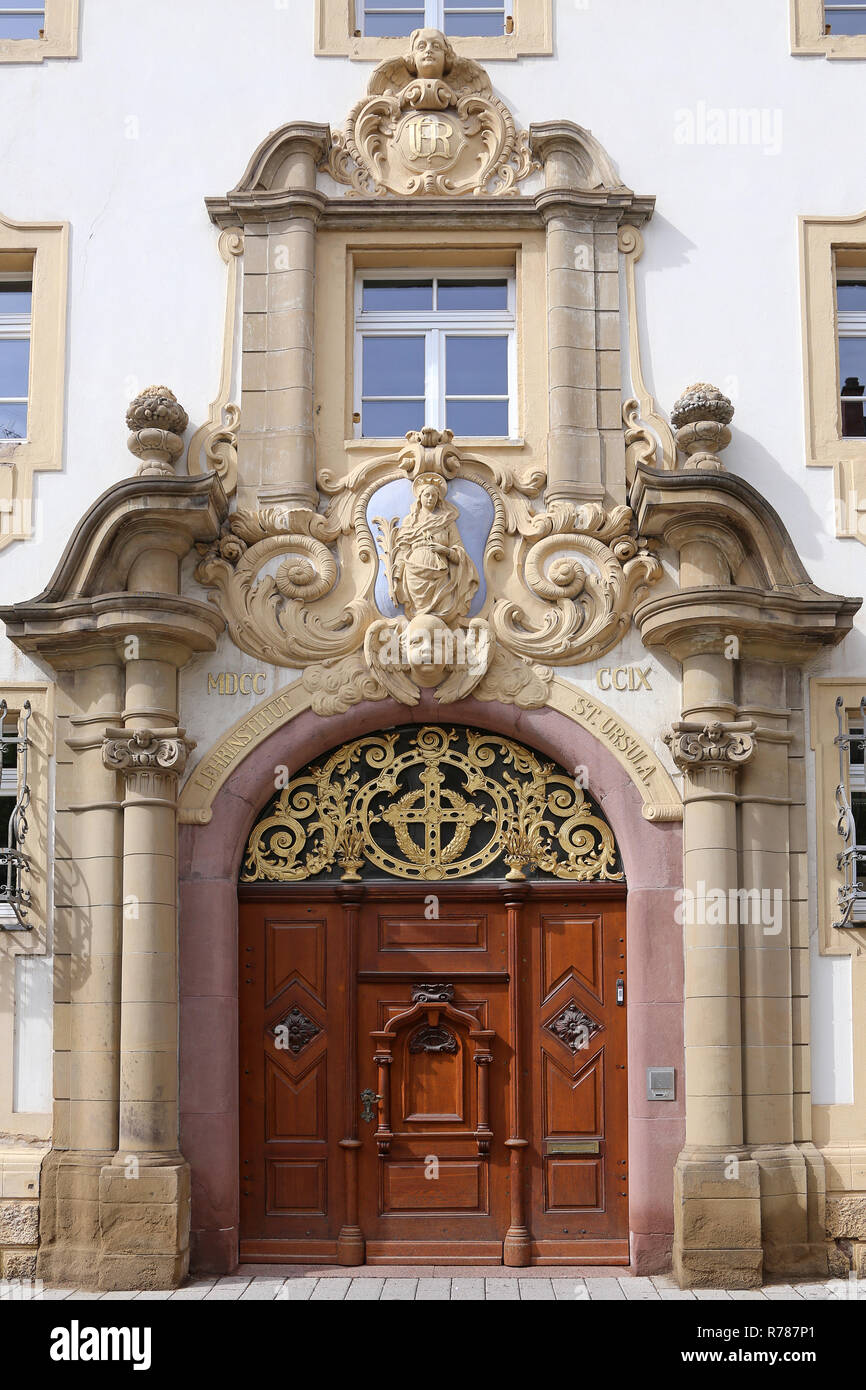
<box><xmin>663</xmin><ymin>512</ymin><xmax>764</xmax><ymax>1290</ymax></box>
<box><xmin>98</xmin><ymin>682</ymin><xmax>194</xmax><ymax>1288</ymax></box>
<box><xmin>532</xmin><ymin>123</ymin><xmax>620</xmax><ymax>508</ymax></box>
<box><xmin>238</xmin><ymin>127</ymin><xmax>328</xmax><ymax>511</ymax></box>
<box><xmin>738</xmin><ymin>662</ymin><xmax>828</xmax><ymax>1275</ymax></box>
<box><xmin>666</xmin><ymin>708</ymin><xmax>764</xmax><ymax>1289</ymax></box>
<box><xmin>37</xmin><ymin>661</ymin><xmax>124</xmax><ymax>1288</ymax></box>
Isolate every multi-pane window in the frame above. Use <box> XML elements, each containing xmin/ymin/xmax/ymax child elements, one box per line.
<box><xmin>361</xmin><ymin>2</ymin><xmax>511</xmax><ymax>39</ymax></box>
<box><xmin>837</xmin><ymin>270</ymin><xmax>866</xmax><ymax>437</ymax></box>
<box><xmin>824</xmin><ymin>3</ymin><xmax>866</xmax><ymax>35</ymax></box>
<box><xmin>0</xmin><ymin>271</ymin><xmax>32</xmax><ymax>441</ymax></box>
<box><xmin>0</xmin><ymin>7</ymin><xmax>45</xmax><ymax>39</ymax></box>
<box><xmin>355</xmin><ymin>272</ymin><xmax>515</xmax><ymax>439</ymax></box>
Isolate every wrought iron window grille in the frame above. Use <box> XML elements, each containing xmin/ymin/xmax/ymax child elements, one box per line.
<box><xmin>834</xmin><ymin>694</ymin><xmax>866</xmax><ymax>928</ymax></box>
<box><xmin>0</xmin><ymin>698</ymin><xmax>31</xmax><ymax>929</ymax></box>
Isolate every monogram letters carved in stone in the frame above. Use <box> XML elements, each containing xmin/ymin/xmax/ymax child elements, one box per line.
<box><xmin>194</xmin><ymin>430</ymin><xmax>661</xmax><ymax>714</ymax></box>
<box><xmin>327</xmin><ymin>28</ymin><xmax>537</xmax><ymax>197</ymax></box>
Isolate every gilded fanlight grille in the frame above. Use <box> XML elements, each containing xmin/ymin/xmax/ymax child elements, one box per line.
<box><xmin>241</xmin><ymin>724</ymin><xmax>623</xmax><ymax>884</ymax></box>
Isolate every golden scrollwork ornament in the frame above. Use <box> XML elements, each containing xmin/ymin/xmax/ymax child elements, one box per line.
<box><xmin>241</xmin><ymin>725</ymin><xmax>624</xmax><ymax>884</ymax></box>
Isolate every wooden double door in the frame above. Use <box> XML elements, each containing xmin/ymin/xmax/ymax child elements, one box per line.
<box><xmin>238</xmin><ymin>882</ymin><xmax>628</xmax><ymax>1265</ymax></box>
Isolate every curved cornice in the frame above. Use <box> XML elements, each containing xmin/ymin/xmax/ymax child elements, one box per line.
<box><xmin>630</xmin><ymin>463</ymin><xmax>861</xmax><ymax>660</ymax></box>
<box><xmin>0</xmin><ymin>473</ymin><xmax>229</xmax><ymax>668</ymax></box>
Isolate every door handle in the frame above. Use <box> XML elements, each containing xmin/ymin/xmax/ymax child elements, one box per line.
<box><xmin>616</xmin><ymin>977</ymin><xmax>625</xmax><ymax>1006</ymax></box>
<box><xmin>360</xmin><ymin>1087</ymin><xmax>382</xmax><ymax>1124</ymax></box>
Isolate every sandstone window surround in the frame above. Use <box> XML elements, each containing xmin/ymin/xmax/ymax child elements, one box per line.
<box><xmin>790</xmin><ymin>0</ymin><xmax>866</xmax><ymax>56</ymax></box>
<box><xmin>811</xmin><ymin>678</ymin><xmax>866</xmax><ymax>953</ymax></box>
<box><xmin>0</xmin><ymin>682</ymin><xmax>53</xmax><ymax>1140</ymax></box>
<box><xmin>0</xmin><ymin>0</ymin><xmax>78</xmax><ymax>62</ymax></box>
<box><xmin>0</xmin><ymin>215</ymin><xmax>68</xmax><ymax>550</ymax></box>
<box><xmin>800</xmin><ymin>214</ymin><xmax>866</xmax><ymax>545</ymax></box>
<box><xmin>316</xmin><ymin>0</ymin><xmax>551</xmax><ymax>59</ymax></box>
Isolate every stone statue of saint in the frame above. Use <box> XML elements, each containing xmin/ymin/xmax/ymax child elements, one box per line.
<box><xmin>375</xmin><ymin>474</ymin><xmax>479</xmax><ymax>627</ymax></box>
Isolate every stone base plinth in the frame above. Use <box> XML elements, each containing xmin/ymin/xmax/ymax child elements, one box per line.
<box><xmin>97</xmin><ymin>1156</ymin><xmax>190</xmax><ymax>1290</ymax></box>
<box><xmin>672</xmin><ymin>1146</ymin><xmax>763</xmax><ymax>1289</ymax></box>
<box><xmin>35</xmin><ymin>1148</ymin><xmax>190</xmax><ymax>1290</ymax></box>
<box><xmin>753</xmin><ymin>1143</ymin><xmax>831</xmax><ymax>1279</ymax></box>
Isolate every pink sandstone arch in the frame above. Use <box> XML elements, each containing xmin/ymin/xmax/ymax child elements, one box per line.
<box><xmin>178</xmin><ymin>693</ymin><xmax>684</xmax><ymax>1275</ymax></box>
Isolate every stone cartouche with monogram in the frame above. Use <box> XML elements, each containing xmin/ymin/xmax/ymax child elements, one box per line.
<box><xmin>194</xmin><ymin>429</ymin><xmax>661</xmax><ymax>714</ymax></box>
<box><xmin>327</xmin><ymin>27</ymin><xmax>537</xmax><ymax>197</ymax></box>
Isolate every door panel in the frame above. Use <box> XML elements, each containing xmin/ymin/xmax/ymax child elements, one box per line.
<box><xmin>526</xmin><ymin>892</ymin><xmax>629</xmax><ymax>1263</ymax></box>
<box><xmin>238</xmin><ymin>884</ymin><xmax>628</xmax><ymax>1264</ymax></box>
<box><xmin>239</xmin><ymin>897</ymin><xmax>347</xmax><ymax>1262</ymax></box>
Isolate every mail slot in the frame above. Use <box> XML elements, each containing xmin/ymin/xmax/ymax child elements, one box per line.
<box><xmin>546</xmin><ymin>1141</ymin><xmax>600</xmax><ymax>1155</ymax></box>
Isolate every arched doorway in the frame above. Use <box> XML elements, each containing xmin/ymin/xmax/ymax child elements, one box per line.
<box><xmin>236</xmin><ymin>723</ymin><xmax>628</xmax><ymax>1266</ymax></box>
<box><xmin>178</xmin><ymin>694</ymin><xmax>684</xmax><ymax>1276</ymax></box>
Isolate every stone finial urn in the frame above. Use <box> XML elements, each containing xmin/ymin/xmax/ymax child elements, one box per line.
<box><xmin>126</xmin><ymin>386</ymin><xmax>189</xmax><ymax>477</ymax></box>
<box><xmin>670</xmin><ymin>383</ymin><xmax>734</xmax><ymax>471</ymax></box>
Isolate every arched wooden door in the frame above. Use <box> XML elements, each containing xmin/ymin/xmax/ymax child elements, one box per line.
<box><xmin>237</xmin><ymin>727</ymin><xmax>629</xmax><ymax>1266</ymax></box>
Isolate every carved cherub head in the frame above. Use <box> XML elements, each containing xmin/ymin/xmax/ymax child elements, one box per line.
<box><xmin>405</xmin><ymin>27</ymin><xmax>455</xmax><ymax>81</ymax></box>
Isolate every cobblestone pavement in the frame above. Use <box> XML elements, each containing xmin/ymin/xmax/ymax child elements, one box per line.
<box><xmin>27</xmin><ymin>1270</ymin><xmax>856</xmax><ymax>1302</ymax></box>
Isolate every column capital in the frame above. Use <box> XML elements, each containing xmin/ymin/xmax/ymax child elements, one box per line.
<box><xmin>102</xmin><ymin>726</ymin><xmax>195</xmax><ymax>781</ymax></box>
<box><xmin>665</xmin><ymin>719</ymin><xmax>756</xmax><ymax>773</ymax></box>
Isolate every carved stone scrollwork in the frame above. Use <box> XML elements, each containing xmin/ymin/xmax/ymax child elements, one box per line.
<box><xmin>665</xmin><ymin>720</ymin><xmax>756</xmax><ymax>771</ymax></box>
<box><xmin>102</xmin><ymin>727</ymin><xmax>195</xmax><ymax>777</ymax></box>
<box><xmin>327</xmin><ymin>28</ymin><xmax>538</xmax><ymax>198</ymax></box>
<box><xmin>187</xmin><ymin>229</ymin><xmax>244</xmax><ymax>496</ymax></box>
<box><xmin>194</xmin><ymin>429</ymin><xmax>661</xmax><ymax>712</ymax></box>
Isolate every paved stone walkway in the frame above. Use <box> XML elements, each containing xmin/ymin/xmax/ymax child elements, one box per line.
<box><xmin>26</xmin><ymin>1270</ymin><xmax>856</xmax><ymax>1301</ymax></box>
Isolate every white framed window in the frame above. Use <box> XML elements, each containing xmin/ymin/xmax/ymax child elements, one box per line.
<box><xmin>354</xmin><ymin>270</ymin><xmax>516</xmax><ymax>439</ymax></box>
<box><xmin>361</xmin><ymin>1</ymin><xmax>513</xmax><ymax>39</ymax></box>
<box><xmin>0</xmin><ymin>6</ymin><xmax>45</xmax><ymax>39</ymax></box>
<box><xmin>0</xmin><ymin>270</ymin><xmax>32</xmax><ymax>443</ymax></box>
<box><xmin>837</xmin><ymin>267</ymin><xmax>866</xmax><ymax>438</ymax></box>
<box><xmin>824</xmin><ymin>3</ymin><xmax>866</xmax><ymax>34</ymax></box>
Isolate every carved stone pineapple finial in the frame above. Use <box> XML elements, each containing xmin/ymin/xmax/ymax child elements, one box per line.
<box><xmin>126</xmin><ymin>386</ymin><xmax>189</xmax><ymax>477</ymax></box>
<box><xmin>670</xmin><ymin>383</ymin><xmax>734</xmax><ymax>471</ymax></box>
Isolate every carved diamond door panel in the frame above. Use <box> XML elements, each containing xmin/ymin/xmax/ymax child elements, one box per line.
<box><xmin>525</xmin><ymin>889</ymin><xmax>629</xmax><ymax>1263</ymax></box>
<box><xmin>238</xmin><ymin>896</ymin><xmax>348</xmax><ymax>1262</ymax></box>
